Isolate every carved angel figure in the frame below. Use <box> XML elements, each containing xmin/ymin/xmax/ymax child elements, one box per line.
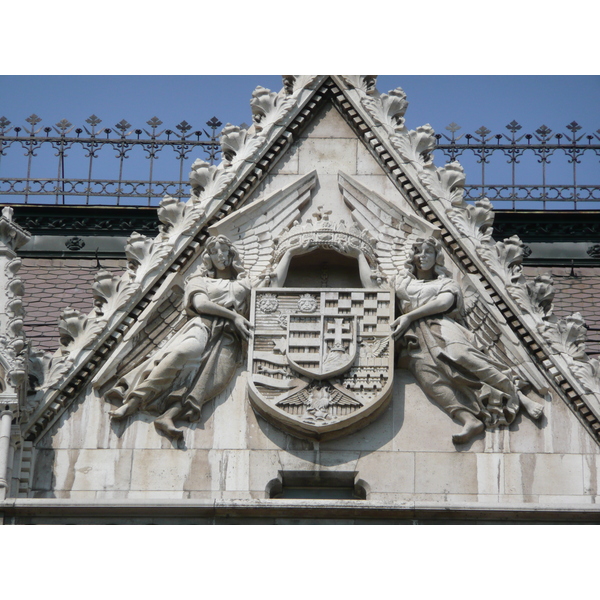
<box><xmin>389</xmin><ymin>237</ymin><xmax>544</xmax><ymax>444</ymax></box>
<box><xmin>107</xmin><ymin>235</ymin><xmax>252</xmax><ymax>440</ymax></box>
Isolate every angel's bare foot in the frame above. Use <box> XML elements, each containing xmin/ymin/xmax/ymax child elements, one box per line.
<box><xmin>109</xmin><ymin>398</ymin><xmax>140</xmax><ymax>419</ymax></box>
<box><xmin>452</xmin><ymin>411</ymin><xmax>484</xmax><ymax>444</ymax></box>
<box><xmin>519</xmin><ymin>393</ymin><xmax>544</xmax><ymax>420</ymax></box>
<box><xmin>154</xmin><ymin>416</ymin><xmax>183</xmax><ymax>440</ymax></box>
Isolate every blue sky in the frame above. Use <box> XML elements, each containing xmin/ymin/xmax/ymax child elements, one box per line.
<box><xmin>1</xmin><ymin>75</ymin><xmax>598</xmax><ymax>138</ymax></box>
<box><xmin>1</xmin><ymin>75</ymin><xmax>598</xmax><ymax>209</ymax></box>
<box><xmin>2</xmin><ymin>3</ymin><xmax>598</xmax><ymax>208</ymax></box>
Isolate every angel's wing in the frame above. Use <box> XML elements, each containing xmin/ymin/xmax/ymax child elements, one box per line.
<box><xmin>337</xmin><ymin>171</ymin><xmax>440</xmax><ymax>281</ymax></box>
<box><xmin>459</xmin><ymin>272</ymin><xmax>549</xmax><ymax>395</ymax></box>
<box><xmin>208</xmin><ymin>171</ymin><xmax>318</xmax><ymax>279</ymax></box>
<box><xmin>92</xmin><ymin>284</ymin><xmax>186</xmax><ymax>392</ymax></box>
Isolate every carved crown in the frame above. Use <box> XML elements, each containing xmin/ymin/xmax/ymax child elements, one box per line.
<box><xmin>273</xmin><ymin>206</ymin><xmax>377</xmax><ymax>264</ymax></box>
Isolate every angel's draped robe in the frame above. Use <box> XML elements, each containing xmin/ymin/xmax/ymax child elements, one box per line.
<box><xmin>109</xmin><ymin>274</ymin><xmax>250</xmax><ymax>420</ymax></box>
<box><xmin>394</xmin><ymin>274</ymin><xmax>520</xmax><ymax>427</ymax></box>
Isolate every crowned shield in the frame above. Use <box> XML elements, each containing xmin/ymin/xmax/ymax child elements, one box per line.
<box><xmin>248</xmin><ymin>288</ymin><xmax>395</xmax><ymax>440</ymax></box>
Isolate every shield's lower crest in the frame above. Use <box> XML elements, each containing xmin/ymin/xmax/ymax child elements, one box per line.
<box><xmin>248</xmin><ymin>288</ymin><xmax>395</xmax><ymax>440</ymax></box>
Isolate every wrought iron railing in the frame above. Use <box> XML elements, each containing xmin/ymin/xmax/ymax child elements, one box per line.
<box><xmin>0</xmin><ymin>115</ymin><xmax>223</xmax><ymax>206</ymax></box>
<box><xmin>0</xmin><ymin>115</ymin><xmax>598</xmax><ymax>209</ymax></box>
<box><xmin>434</xmin><ymin>122</ymin><xmax>600</xmax><ymax>210</ymax></box>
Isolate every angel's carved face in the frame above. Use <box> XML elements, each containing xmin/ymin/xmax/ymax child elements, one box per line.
<box><xmin>414</xmin><ymin>243</ymin><xmax>436</xmax><ymax>273</ymax></box>
<box><xmin>209</xmin><ymin>242</ymin><xmax>233</xmax><ymax>271</ymax></box>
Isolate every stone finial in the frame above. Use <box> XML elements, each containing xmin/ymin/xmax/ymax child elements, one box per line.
<box><xmin>0</xmin><ymin>207</ymin><xmax>30</xmax><ymax>253</ymax></box>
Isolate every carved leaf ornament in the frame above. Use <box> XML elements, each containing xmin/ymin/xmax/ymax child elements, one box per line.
<box><xmin>92</xmin><ymin>270</ymin><xmax>139</xmax><ymax>320</ymax></box>
<box><xmin>125</xmin><ymin>232</ymin><xmax>173</xmax><ymax>284</ymax></box>
<box><xmin>157</xmin><ymin>196</ymin><xmax>205</xmax><ymax>241</ymax></box>
<box><xmin>447</xmin><ymin>198</ymin><xmax>494</xmax><ymax>245</ymax></box>
<box><xmin>391</xmin><ymin>124</ymin><xmax>437</xmax><ymax>167</ymax></box>
<box><xmin>250</xmin><ymin>86</ymin><xmax>296</xmax><ymax>134</ymax></box>
<box><xmin>189</xmin><ymin>159</ymin><xmax>235</xmax><ymax>203</ymax></box>
<box><xmin>361</xmin><ymin>87</ymin><xmax>409</xmax><ymax>131</ymax></box>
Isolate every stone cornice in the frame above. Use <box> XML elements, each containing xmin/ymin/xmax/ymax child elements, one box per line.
<box><xmin>12</xmin><ymin>205</ymin><xmax>160</xmax><ymax>236</ymax></box>
<box><xmin>2</xmin><ymin>498</ymin><xmax>600</xmax><ymax>524</ymax></box>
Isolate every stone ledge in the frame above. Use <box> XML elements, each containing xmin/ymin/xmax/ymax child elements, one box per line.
<box><xmin>3</xmin><ymin>498</ymin><xmax>600</xmax><ymax>523</ymax></box>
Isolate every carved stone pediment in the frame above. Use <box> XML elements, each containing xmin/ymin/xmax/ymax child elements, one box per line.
<box><xmin>18</xmin><ymin>75</ymin><xmax>600</xmax><ymax>456</ymax></box>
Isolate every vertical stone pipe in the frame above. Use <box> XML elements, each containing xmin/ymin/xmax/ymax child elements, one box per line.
<box><xmin>0</xmin><ymin>409</ymin><xmax>13</xmax><ymax>500</ymax></box>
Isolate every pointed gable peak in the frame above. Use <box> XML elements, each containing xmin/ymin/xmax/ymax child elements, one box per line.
<box><xmin>22</xmin><ymin>75</ymin><xmax>600</xmax><ymax>449</ymax></box>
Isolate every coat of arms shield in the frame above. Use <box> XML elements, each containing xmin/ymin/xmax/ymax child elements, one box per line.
<box><xmin>248</xmin><ymin>288</ymin><xmax>395</xmax><ymax>440</ymax></box>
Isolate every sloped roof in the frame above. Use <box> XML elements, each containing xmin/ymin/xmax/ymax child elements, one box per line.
<box><xmin>20</xmin><ymin>258</ymin><xmax>125</xmax><ymax>352</ymax></box>
<box><xmin>524</xmin><ymin>265</ymin><xmax>600</xmax><ymax>356</ymax></box>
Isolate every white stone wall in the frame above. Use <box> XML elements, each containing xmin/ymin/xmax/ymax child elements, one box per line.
<box><xmin>30</xmin><ymin>367</ymin><xmax>600</xmax><ymax>503</ymax></box>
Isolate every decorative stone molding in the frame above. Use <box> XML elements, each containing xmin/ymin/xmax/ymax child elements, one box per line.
<box><xmin>250</xmin><ymin>86</ymin><xmax>296</xmax><ymax>134</ymax></box>
<box><xmin>0</xmin><ymin>207</ymin><xmax>30</xmax><ymax>253</ymax></box>
<box><xmin>480</xmin><ymin>235</ymin><xmax>526</xmax><ymax>286</ymax></box>
<box><xmin>157</xmin><ymin>195</ymin><xmax>205</xmax><ymax>241</ymax></box>
<box><xmin>273</xmin><ymin>213</ymin><xmax>377</xmax><ymax>266</ymax></box>
<box><xmin>58</xmin><ymin>307</ymin><xmax>105</xmax><ymax>358</ymax></box>
<box><xmin>220</xmin><ymin>125</ymin><xmax>264</xmax><ymax>168</ymax></box>
<box><xmin>281</xmin><ymin>75</ymin><xmax>319</xmax><ymax>96</ymax></box>
<box><xmin>538</xmin><ymin>314</ymin><xmax>600</xmax><ymax>415</ymax></box>
<box><xmin>188</xmin><ymin>160</ymin><xmax>235</xmax><ymax>204</ymax></box>
<box><xmin>447</xmin><ymin>198</ymin><xmax>495</xmax><ymax>246</ymax></box>
<box><xmin>390</xmin><ymin>125</ymin><xmax>436</xmax><ymax>167</ymax></box>
<box><xmin>421</xmin><ymin>161</ymin><xmax>467</xmax><ymax>207</ymax></box>
<box><xmin>361</xmin><ymin>88</ymin><xmax>409</xmax><ymax>131</ymax></box>
<box><xmin>340</xmin><ymin>75</ymin><xmax>378</xmax><ymax>95</ymax></box>
<box><xmin>92</xmin><ymin>270</ymin><xmax>139</xmax><ymax>319</ymax></box>
<box><xmin>525</xmin><ymin>274</ymin><xmax>555</xmax><ymax>318</ymax></box>
<box><xmin>124</xmin><ymin>232</ymin><xmax>173</xmax><ymax>284</ymax></box>
<box><xmin>0</xmin><ymin>207</ymin><xmax>31</xmax><ymax>415</ymax></box>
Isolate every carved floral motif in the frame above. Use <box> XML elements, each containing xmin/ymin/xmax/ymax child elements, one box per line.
<box><xmin>189</xmin><ymin>159</ymin><xmax>235</xmax><ymax>202</ymax></box>
<box><xmin>281</xmin><ymin>75</ymin><xmax>318</xmax><ymax>95</ymax></box>
<box><xmin>390</xmin><ymin>124</ymin><xmax>436</xmax><ymax>167</ymax></box>
<box><xmin>421</xmin><ymin>161</ymin><xmax>466</xmax><ymax>206</ymax></box>
<box><xmin>92</xmin><ymin>270</ymin><xmax>139</xmax><ymax>319</ymax></box>
<box><xmin>220</xmin><ymin>125</ymin><xmax>264</xmax><ymax>167</ymax></box>
<box><xmin>481</xmin><ymin>235</ymin><xmax>525</xmax><ymax>286</ymax></box>
<box><xmin>125</xmin><ymin>232</ymin><xmax>173</xmax><ymax>284</ymax></box>
<box><xmin>58</xmin><ymin>307</ymin><xmax>105</xmax><ymax>357</ymax></box>
<box><xmin>340</xmin><ymin>75</ymin><xmax>378</xmax><ymax>95</ymax></box>
<box><xmin>157</xmin><ymin>195</ymin><xmax>205</xmax><ymax>241</ymax></box>
<box><xmin>361</xmin><ymin>88</ymin><xmax>409</xmax><ymax>131</ymax></box>
<box><xmin>447</xmin><ymin>198</ymin><xmax>494</xmax><ymax>246</ymax></box>
<box><xmin>250</xmin><ymin>86</ymin><xmax>296</xmax><ymax>134</ymax></box>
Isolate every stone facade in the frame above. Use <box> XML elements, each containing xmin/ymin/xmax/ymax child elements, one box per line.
<box><xmin>2</xmin><ymin>76</ymin><xmax>600</xmax><ymax>524</ymax></box>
